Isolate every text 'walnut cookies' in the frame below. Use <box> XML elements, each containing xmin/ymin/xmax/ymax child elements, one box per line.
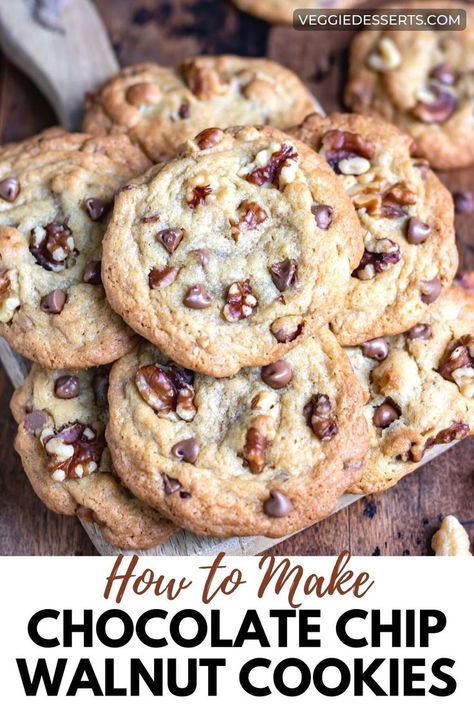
<box><xmin>10</xmin><ymin>364</ymin><xmax>176</xmax><ymax>550</ymax></box>
<box><xmin>345</xmin><ymin>277</ymin><xmax>474</xmax><ymax>495</ymax></box>
<box><xmin>0</xmin><ymin>128</ymin><xmax>151</xmax><ymax>369</ymax></box>
<box><xmin>102</xmin><ymin>125</ymin><xmax>364</xmax><ymax>377</ymax></box>
<box><xmin>232</xmin><ymin>0</ymin><xmax>363</xmax><ymax>25</ymax></box>
<box><xmin>345</xmin><ymin>2</ymin><xmax>474</xmax><ymax>170</ymax></box>
<box><xmin>290</xmin><ymin>113</ymin><xmax>457</xmax><ymax>345</ymax></box>
<box><xmin>82</xmin><ymin>56</ymin><xmax>318</xmax><ymax>162</ymax></box>
<box><xmin>106</xmin><ymin>335</ymin><xmax>368</xmax><ymax>538</ymax></box>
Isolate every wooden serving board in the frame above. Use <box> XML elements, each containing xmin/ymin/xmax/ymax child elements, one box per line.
<box><xmin>0</xmin><ymin>0</ymin><xmax>459</xmax><ymax>556</ymax></box>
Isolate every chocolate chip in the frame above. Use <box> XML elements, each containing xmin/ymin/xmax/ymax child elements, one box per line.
<box><xmin>373</xmin><ymin>401</ymin><xmax>399</xmax><ymax>428</ymax></box>
<box><xmin>24</xmin><ymin>409</ymin><xmax>50</xmax><ymax>435</ymax></box>
<box><xmin>412</xmin><ymin>87</ymin><xmax>457</xmax><ymax>123</ymax></box>
<box><xmin>261</xmin><ymin>360</ymin><xmax>293</xmax><ymax>389</ymax></box>
<box><xmin>407</xmin><ymin>323</ymin><xmax>432</xmax><ymax>340</ymax></box>
<box><xmin>192</xmin><ymin>248</ymin><xmax>210</xmax><ymax>268</ymax></box>
<box><xmin>406</xmin><ymin>217</ymin><xmax>432</xmax><ymax>244</ymax></box>
<box><xmin>156</xmin><ymin>228</ymin><xmax>184</xmax><ymax>254</ymax></box>
<box><xmin>269</xmin><ymin>258</ymin><xmax>297</xmax><ymax>292</ymax></box>
<box><xmin>420</xmin><ymin>277</ymin><xmax>441</xmax><ymax>304</ymax></box>
<box><xmin>149</xmin><ymin>266</ymin><xmax>179</xmax><ymax>288</ymax></box>
<box><xmin>430</xmin><ymin>63</ymin><xmax>457</xmax><ymax>86</ymax></box>
<box><xmin>162</xmin><ymin>474</ymin><xmax>182</xmax><ymax>495</ymax></box>
<box><xmin>183</xmin><ymin>284</ymin><xmax>212</xmax><ymax>309</ymax></box>
<box><xmin>92</xmin><ymin>370</ymin><xmax>109</xmax><ymax>408</ymax></box>
<box><xmin>40</xmin><ymin>289</ymin><xmax>66</xmax><ymax>314</ymax></box>
<box><xmin>453</xmin><ymin>191</ymin><xmax>474</xmax><ymax>214</ymax></box>
<box><xmin>180</xmin><ymin>491</ymin><xmax>192</xmax><ymax>499</ymax></box>
<box><xmin>195</xmin><ymin>127</ymin><xmax>224</xmax><ymax>149</ymax></box>
<box><xmin>311</xmin><ymin>204</ymin><xmax>334</xmax><ymax>230</ymax></box>
<box><xmin>83</xmin><ymin>260</ymin><xmax>102</xmax><ymax>285</ymax></box>
<box><xmin>362</xmin><ymin>338</ymin><xmax>389</xmax><ymax>361</ymax></box>
<box><xmin>271</xmin><ymin>320</ymin><xmax>302</xmax><ymax>343</ymax></box>
<box><xmin>0</xmin><ymin>177</ymin><xmax>20</xmax><ymax>202</ymax></box>
<box><xmin>263</xmin><ymin>490</ymin><xmax>292</xmax><ymax>518</ymax></box>
<box><xmin>179</xmin><ymin>103</ymin><xmax>190</xmax><ymax>119</ymax></box>
<box><xmin>54</xmin><ymin>375</ymin><xmax>80</xmax><ymax>399</ymax></box>
<box><xmin>85</xmin><ymin>197</ymin><xmax>110</xmax><ymax>221</ymax></box>
<box><xmin>171</xmin><ymin>437</ymin><xmax>200</xmax><ymax>464</ymax></box>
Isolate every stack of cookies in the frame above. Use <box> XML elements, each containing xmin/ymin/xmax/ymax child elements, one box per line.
<box><xmin>2</xmin><ymin>40</ymin><xmax>474</xmax><ymax>548</ymax></box>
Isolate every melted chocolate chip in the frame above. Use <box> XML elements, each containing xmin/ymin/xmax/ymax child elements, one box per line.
<box><xmin>92</xmin><ymin>370</ymin><xmax>109</xmax><ymax>408</ymax></box>
<box><xmin>406</xmin><ymin>217</ymin><xmax>432</xmax><ymax>245</ymax></box>
<box><xmin>261</xmin><ymin>360</ymin><xmax>293</xmax><ymax>389</ymax></box>
<box><xmin>269</xmin><ymin>258</ymin><xmax>297</xmax><ymax>292</ymax></box>
<box><xmin>0</xmin><ymin>177</ymin><xmax>20</xmax><ymax>202</ymax></box>
<box><xmin>407</xmin><ymin>323</ymin><xmax>432</xmax><ymax>340</ymax></box>
<box><xmin>162</xmin><ymin>474</ymin><xmax>181</xmax><ymax>495</ymax></box>
<box><xmin>373</xmin><ymin>401</ymin><xmax>400</xmax><ymax>428</ymax></box>
<box><xmin>85</xmin><ymin>197</ymin><xmax>110</xmax><ymax>221</ymax></box>
<box><xmin>24</xmin><ymin>409</ymin><xmax>50</xmax><ymax>435</ymax></box>
<box><xmin>179</xmin><ymin>103</ymin><xmax>190</xmax><ymax>119</ymax></box>
<box><xmin>54</xmin><ymin>375</ymin><xmax>80</xmax><ymax>399</ymax></box>
<box><xmin>149</xmin><ymin>266</ymin><xmax>179</xmax><ymax>288</ymax></box>
<box><xmin>156</xmin><ymin>228</ymin><xmax>184</xmax><ymax>254</ymax></box>
<box><xmin>420</xmin><ymin>278</ymin><xmax>441</xmax><ymax>304</ymax></box>
<box><xmin>430</xmin><ymin>63</ymin><xmax>457</xmax><ymax>86</ymax></box>
<box><xmin>263</xmin><ymin>490</ymin><xmax>292</xmax><ymax>518</ymax></box>
<box><xmin>83</xmin><ymin>260</ymin><xmax>102</xmax><ymax>285</ymax></box>
<box><xmin>183</xmin><ymin>284</ymin><xmax>212</xmax><ymax>309</ymax></box>
<box><xmin>171</xmin><ymin>437</ymin><xmax>200</xmax><ymax>464</ymax></box>
<box><xmin>311</xmin><ymin>204</ymin><xmax>334</xmax><ymax>230</ymax></box>
<box><xmin>362</xmin><ymin>338</ymin><xmax>389</xmax><ymax>361</ymax></box>
<box><xmin>40</xmin><ymin>289</ymin><xmax>66</xmax><ymax>314</ymax></box>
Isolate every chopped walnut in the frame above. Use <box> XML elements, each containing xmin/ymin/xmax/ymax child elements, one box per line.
<box><xmin>181</xmin><ymin>58</ymin><xmax>228</xmax><ymax>100</ymax></box>
<box><xmin>230</xmin><ymin>200</ymin><xmax>268</xmax><ymax>240</ymax></box>
<box><xmin>438</xmin><ymin>335</ymin><xmax>474</xmax><ymax>397</ymax></box>
<box><xmin>135</xmin><ymin>363</ymin><xmax>196</xmax><ymax>421</ymax></box>
<box><xmin>40</xmin><ymin>422</ymin><xmax>105</xmax><ymax>481</ymax></box>
<box><xmin>352</xmin><ymin>178</ymin><xmax>417</xmax><ymax>218</ymax></box>
<box><xmin>186</xmin><ymin>173</ymin><xmax>213</xmax><ymax>209</ymax></box>
<box><xmin>304</xmin><ymin>394</ymin><xmax>338</xmax><ymax>441</ymax></box>
<box><xmin>432</xmin><ymin>515</ymin><xmax>472</xmax><ymax>556</ymax></box>
<box><xmin>320</xmin><ymin>129</ymin><xmax>374</xmax><ymax>174</ymax></box>
<box><xmin>239</xmin><ymin>142</ymin><xmax>298</xmax><ymax>188</ymax></box>
<box><xmin>367</xmin><ymin>37</ymin><xmax>402</xmax><ymax>71</ymax></box>
<box><xmin>30</xmin><ymin>221</ymin><xmax>75</xmax><ymax>272</ymax></box>
<box><xmin>223</xmin><ymin>280</ymin><xmax>257</xmax><ymax>321</ymax></box>
<box><xmin>352</xmin><ymin>233</ymin><xmax>401</xmax><ymax>280</ymax></box>
<box><xmin>0</xmin><ymin>269</ymin><xmax>20</xmax><ymax>323</ymax></box>
<box><xmin>244</xmin><ymin>390</ymin><xmax>279</xmax><ymax>474</ymax></box>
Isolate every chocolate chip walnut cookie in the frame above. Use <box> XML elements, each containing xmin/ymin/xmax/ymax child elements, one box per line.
<box><xmin>106</xmin><ymin>335</ymin><xmax>368</xmax><ymax>538</ymax></box>
<box><xmin>102</xmin><ymin>125</ymin><xmax>364</xmax><ymax>377</ymax></box>
<box><xmin>290</xmin><ymin>113</ymin><xmax>457</xmax><ymax>345</ymax></box>
<box><xmin>0</xmin><ymin>128</ymin><xmax>151</xmax><ymax>369</ymax></box>
<box><xmin>10</xmin><ymin>364</ymin><xmax>176</xmax><ymax>550</ymax></box>
<box><xmin>232</xmin><ymin>0</ymin><xmax>362</xmax><ymax>25</ymax></box>
<box><xmin>345</xmin><ymin>2</ymin><xmax>474</xmax><ymax>170</ymax></box>
<box><xmin>82</xmin><ymin>56</ymin><xmax>318</xmax><ymax>162</ymax></box>
<box><xmin>345</xmin><ymin>278</ymin><xmax>474</xmax><ymax>495</ymax></box>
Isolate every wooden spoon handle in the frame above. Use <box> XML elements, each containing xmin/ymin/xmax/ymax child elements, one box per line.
<box><xmin>0</xmin><ymin>0</ymin><xmax>118</xmax><ymax>130</ymax></box>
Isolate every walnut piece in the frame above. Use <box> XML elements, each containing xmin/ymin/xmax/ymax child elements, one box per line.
<box><xmin>0</xmin><ymin>269</ymin><xmax>20</xmax><ymax>323</ymax></box>
<box><xmin>135</xmin><ymin>363</ymin><xmax>196</xmax><ymax>421</ymax></box>
<box><xmin>40</xmin><ymin>423</ymin><xmax>105</xmax><ymax>481</ymax></box>
<box><xmin>223</xmin><ymin>280</ymin><xmax>257</xmax><ymax>321</ymax></box>
<box><xmin>432</xmin><ymin>515</ymin><xmax>472</xmax><ymax>556</ymax></box>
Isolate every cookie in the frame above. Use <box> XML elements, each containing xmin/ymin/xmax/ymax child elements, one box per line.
<box><xmin>345</xmin><ymin>2</ymin><xmax>474</xmax><ymax>170</ymax></box>
<box><xmin>346</xmin><ymin>277</ymin><xmax>474</xmax><ymax>495</ymax></box>
<box><xmin>0</xmin><ymin>128</ymin><xmax>151</xmax><ymax>369</ymax></box>
<box><xmin>232</xmin><ymin>0</ymin><xmax>362</xmax><ymax>25</ymax></box>
<box><xmin>10</xmin><ymin>364</ymin><xmax>176</xmax><ymax>550</ymax></box>
<box><xmin>102</xmin><ymin>125</ymin><xmax>364</xmax><ymax>377</ymax></box>
<box><xmin>106</xmin><ymin>334</ymin><xmax>368</xmax><ymax>538</ymax></box>
<box><xmin>82</xmin><ymin>56</ymin><xmax>318</xmax><ymax>162</ymax></box>
<box><xmin>290</xmin><ymin>113</ymin><xmax>458</xmax><ymax>345</ymax></box>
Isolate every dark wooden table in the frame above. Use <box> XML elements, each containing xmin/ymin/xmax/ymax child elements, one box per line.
<box><xmin>1</xmin><ymin>0</ymin><xmax>473</xmax><ymax>556</ymax></box>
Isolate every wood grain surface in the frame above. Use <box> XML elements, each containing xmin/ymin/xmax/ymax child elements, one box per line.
<box><xmin>0</xmin><ymin>0</ymin><xmax>473</xmax><ymax>556</ymax></box>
